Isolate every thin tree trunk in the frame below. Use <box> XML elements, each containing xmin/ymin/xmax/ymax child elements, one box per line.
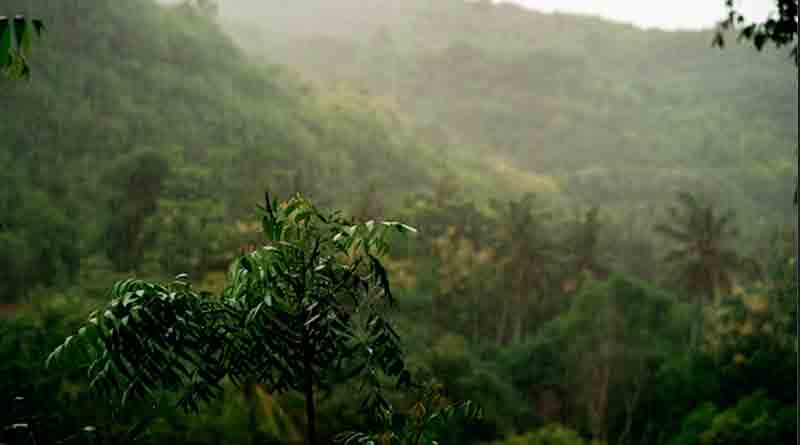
<box><xmin>588</xmin><ymin>361</ymin><xmax>610</xmax><ymax>442</ymax></box>
<box><xmin>511</xmin><ymin>267</ymin><xmax>528</xmax><ymax>344</ymax></box>
<box><xmin>432</xmin><ymin>291</ymin><xmax>442</xmax><ymax>339</ymax></box>
<box><xmin>690</xmin><ymin>301</ymin><xmax>702</xmax><ymax>350</ymax></box>
<box><xmin>472</xmin><ymin>289</ymin><xmax>480</xmax><ymax>342</ymax></box>
<box><xmin>590</xmin><ymin>304</ymin><xmax>614</xmax><ymax>442</ymax></box>
<box><xmin>302</xmin><ymin>329</ymin><xmax>317</xmax><ymax>445</ymax></box>
<box><xmin>243</xmin><ymin>381</ymin><xmax>259</xmax><ymax>445</ymax></box>
<box><xmin>695</xmin><ymin>284</ymin><xmax>714</xmax><ymax>349</ymax></box>
<box><xmin>619</xmin><ymin>368</ymin><xmax>644</xmax><ymax>445</ymax></box>
<box><xmin>512</xmin><ymin>293</ymin><xmax>524</xmax><ymax>344</ymax></box>
<box><xmin>496</xmin><ymin>298</ymin><xmax>509</xmax><ymax>345</ymax></box>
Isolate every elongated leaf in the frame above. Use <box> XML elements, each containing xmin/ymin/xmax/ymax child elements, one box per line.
<box><xmin>13</xmin><ymin>16</ymin><xmax>29</xmax><ymax>54</ymax></box>
<box><xmin>31</xmin><ymin>19</ymin><xmax>44</xmax><ymax>36</ymax></box>
<box><xmin>46</xmin><ymin>344</ymin><xmax>63</xmax><ymax>368</ymax></box>
<box><xmin>369</xmin><ymin>254</ymin><xmax>393</xmax><ymax>304</ymax></box>
<box><xmin>0</xmin><ymin>17</ymin><xmax>10</xmax><ymax>67</ymax></box>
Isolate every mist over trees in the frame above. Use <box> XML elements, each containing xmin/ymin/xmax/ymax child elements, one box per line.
<box><xmin>1</xmin><ymin>0</ymin><xmax>796</xmax><ymax>444</ymax></box>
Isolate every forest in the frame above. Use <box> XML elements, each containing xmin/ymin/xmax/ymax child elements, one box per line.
<box><xmin>0</xmin><ymin>0</ymin><xmax>797</xmax><ymax>444</ymax></box>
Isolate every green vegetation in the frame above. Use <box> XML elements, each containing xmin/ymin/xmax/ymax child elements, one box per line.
<box><xmin>221</xmin><ymin>0</ymin><xmax>797</xmax><ymax>221</ymax></box>
<box><xmin>0</xmin><ymin>14</ymin><xmax>45</xmax><ymax>78</ymax></box>
<box><xmin>1</xmin><ymin>0</ymin><xmax>796</xmax><ymax>444</ymax></box>
<box><xmin>47</xmin><ymin>193</ymin><xmax>420</xmax><ymax>445</ymax></box>
<box><xmin>0</xmin><ymin>0</ymin><xmax>447</xmax><ymax>301</ymax></box>
<box><xmin>715</xmin><ymin>0</ymin><xmax>799</xmax><ymax>66</ymax></box>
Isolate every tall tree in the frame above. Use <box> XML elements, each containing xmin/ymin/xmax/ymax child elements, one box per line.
<box><xmin>656</xmin><ymin>193</ymin><xmax>742</xmax><ymax>305</ymax></box>
<box><xmin>103</xmin><ymin>149</ymin><xmax>171</xmax><ymax>272</ymax></box>
<box><xmin>48</xmin><ymin>193</ymin><xmax>416</xmax><ymax>445</ymax></box>
<box><xmin>431</xmin><ymin>226</ymin><xmax>496</xmax><ymax>341</ymax></box>
<box><xmin>655</xmin><ymin>192</ymin><xmax>743</xmax><ymax>346</ymax></box>
<box><xmin>490</xmin><ymin>193</ymin><xmax>562</xmax><ymax>344</ymax></box>
<box><xmin>565</xmin><ymin>207</ymin><xmax>611</xmax><ymax>291</ymax></box>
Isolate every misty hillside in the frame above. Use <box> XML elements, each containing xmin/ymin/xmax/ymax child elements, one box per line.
<box><xmin>1</xmin><ymin>1</ymin><xmax>797</xmax><ymax>445</ymax></box>
<box><xmin>219</xmin><ymin>0</ymin><xmax>798</xmax><ymax>220</ymax></box>
<box><xmin>1</xmin><ymin>0</ymin><xmax>470</xmax><ymax>294</ymax></box>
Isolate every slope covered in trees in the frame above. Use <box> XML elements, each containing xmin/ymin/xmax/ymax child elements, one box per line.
<box><xmin>0</xmin><ymin>0</ymin><xmax>460</xmax><ymax>299</ymax></box>
<box><xmin>219</xmin><ymin>0</ymin><xmax>797</xmax><ymax>221</ymax></box>
<box><xmin>1</xmin><ymin>1</ymin><xmax>796</xmax><ymax>445</ymax></box>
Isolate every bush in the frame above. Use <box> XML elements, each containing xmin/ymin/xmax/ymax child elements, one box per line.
<box><xmin>672</xmin><ymin>392</ymin><xmax>795</xmax><ymax>445</ymax></box>
<box><xmin>494</xmin><ymin>424</ymin><xmax>604</xmax><ymax>445</ymax></box>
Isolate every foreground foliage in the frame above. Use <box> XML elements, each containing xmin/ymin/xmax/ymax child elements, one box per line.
<box><xmin>47</xmin><ymin>194</ymin><xmax>418</xmax><ymax>444</ymax></box>
<box><xmin>1</xmin><ymin>1</ymin><xmax>796</xmax><ymax>444</ymax></box>
<box><xmin>0</xmin><ymin>14</ymin><xmax>44</xmax><ymax>78</ymax></box>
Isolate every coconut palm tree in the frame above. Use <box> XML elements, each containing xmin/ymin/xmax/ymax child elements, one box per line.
<box><xmin>490</xmin><ymin>193</ymin><xmax>563</xmax><ymax>344</ymax></box>
<box><xmin>655</xmin><ymin>192</ymin><xmax>743</xmax><ymax>346</ymax></box>
<box><xmin>565</xmin><ymin>207</ymin><xmax>611</xmax><ymax>291</ymax></box>
<box><xmin>656</xmin><ymin>192</ymin><xmax>742</xmax><ymax>304</ymax></box>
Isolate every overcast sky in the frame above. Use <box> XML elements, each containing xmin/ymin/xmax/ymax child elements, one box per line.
<box><xmin>503</xmin><ymin>0</ymin><xmax>776</xmax><ymax>30</ymax></box>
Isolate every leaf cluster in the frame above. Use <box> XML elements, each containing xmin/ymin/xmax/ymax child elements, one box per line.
<box><xmin>47</xmin><ymin>194</ymin><xmax>418</xmax><ymax>419</ymax></box>
<box><xmin>0</xmin><ymin>15</ymin><xmax>44</xmax><ymax>79</ymax></box>
<box><xmin>336</xmin><ymin>384</ymin><xmax>483</xmax><ymax>445</ymax></box>
<box><xmin>714</xmin><ymin>0</ymin><xmax>798</xmax><ymax>66</ymax></box>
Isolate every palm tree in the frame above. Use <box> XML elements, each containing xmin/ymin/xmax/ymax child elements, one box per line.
<box><xmin>656</xmin><ymin>192</ymin><xmax>742</xmax><ymax>303</ymax></box>
<box><xmin>490</xmin><ymin>193</ymin><xmax>563</xmax><ymax>344</ymax></box>
<box><xmin>655</xmin><ymin>192</ymin><xmax>743</xmax><ymax>345</ymax></box>
<box><xmin>566</xmin><ymin>207</ymin><xmax>611</xmax><ymax>291</ymax></box>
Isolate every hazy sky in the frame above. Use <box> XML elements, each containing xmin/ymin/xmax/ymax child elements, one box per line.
<box><xmin>504</xmin><ymin>0</ymin><xmax>776</xmax><ymax>30</ymax></box>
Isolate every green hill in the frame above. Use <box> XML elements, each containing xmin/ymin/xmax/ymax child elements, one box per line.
<box><xmin>1</xmin><ymin>2</ymin><xmax>797</xmax><ymax>444</ymax></box>
<box><xmin>0</xmin><ymin>0</ymin><xmax>458</xmax><ymax>300</ymax></box>
<box><xmin>219</xmin><ymin>0</ymin><xmax>798</xmax><ymax>219</ymax></box>
<box><xmin>3</xmin><ymin>0</ymin><xmax>793</xmax><ymax>298</ymax></box>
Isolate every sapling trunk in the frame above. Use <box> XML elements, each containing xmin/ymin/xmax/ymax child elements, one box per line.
<box><xmin>303</xmin><ymin>327</ymin><xmax>317</xmax><ymax>445</ymax></box>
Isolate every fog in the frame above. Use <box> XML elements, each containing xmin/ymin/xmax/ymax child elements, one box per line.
<box><xmin>1</xmin><ymin>1</ymin><xmax>797</xmax><ymax>444</ymax></box>
<box><xmin>506</xmin><ymin>0</ymin><xmax>775</xmax><ymax>30</ymax></box>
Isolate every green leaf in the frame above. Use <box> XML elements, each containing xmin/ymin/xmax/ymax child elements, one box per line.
<box><xmin>0</xmin><ymin>17</ymin><xmax>10</xmax><ymax>67</ymax></box>
<box><xmin>245</xmin><ymin>302</ymin><xmax>263</xmax><ymax>325</ymax></box>
<box><xmin>262</xmin><ymin>216</ymin><xmax>275</xmax><ymax>241</ymax></box>
<box><xmin>31</xmin><ymin>19</ymin><xmax>44</xmax><ymax>36</ymax></box>
<box><xmin>381</xmin><ymin>221</ymin><xmax>418</xmax><ymax>234</ymax></box>
<box><xmin>285</xmin><ymin>198</ymin><xmax>303</xmax><ymax>216</ymax></box>
<box><xmin>121</xmin><ymin>380</ymin><xmax>138</xmax><ymax>406</ymax></box>
<box><xmin>46</xmin><ymin>344</ymin><xmax>63</xmax><ymax>368</ymax></box>
<box><xmin>104</xmin><ymin>309</ymin><xmax>117</xmax><ymax>323</ymax></box>
<box><xmin>369</xmin><ymin>254</ymin><xmax>393</xmax><ymax>304</ymax></box>
<box><xmin>12</xmin><ymin>16</ymin><xmax>29</xmax><ymax>54</ymax></box>
<box><xmin>294</xmin><ymin>209</ymin><xmax>313</xmax><ymax>226</ymax></box>
<box><xmin>125</xmin><ymin>415</ymin><xmax>155</xmax><ymax>441</ymax></box>
<box><xmin>754</xmin><ymin>33</ymin><xmax>767</xmax><ymax>50</ymax></box>
<box><xmin>239</xmin><ymin>255</ymin><xmax>254</xmax><ymax>273</ymax></box>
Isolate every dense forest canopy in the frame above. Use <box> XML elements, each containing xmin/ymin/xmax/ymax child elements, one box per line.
<box><xmin>0</xmin><ymin>0</ymin><xmax>796</xmax><ymax>444</ymax></box>
<box><xmin>219</xmin><ymin>0</ymin><xmax>797</xmax><ymax>220</ymax></box>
